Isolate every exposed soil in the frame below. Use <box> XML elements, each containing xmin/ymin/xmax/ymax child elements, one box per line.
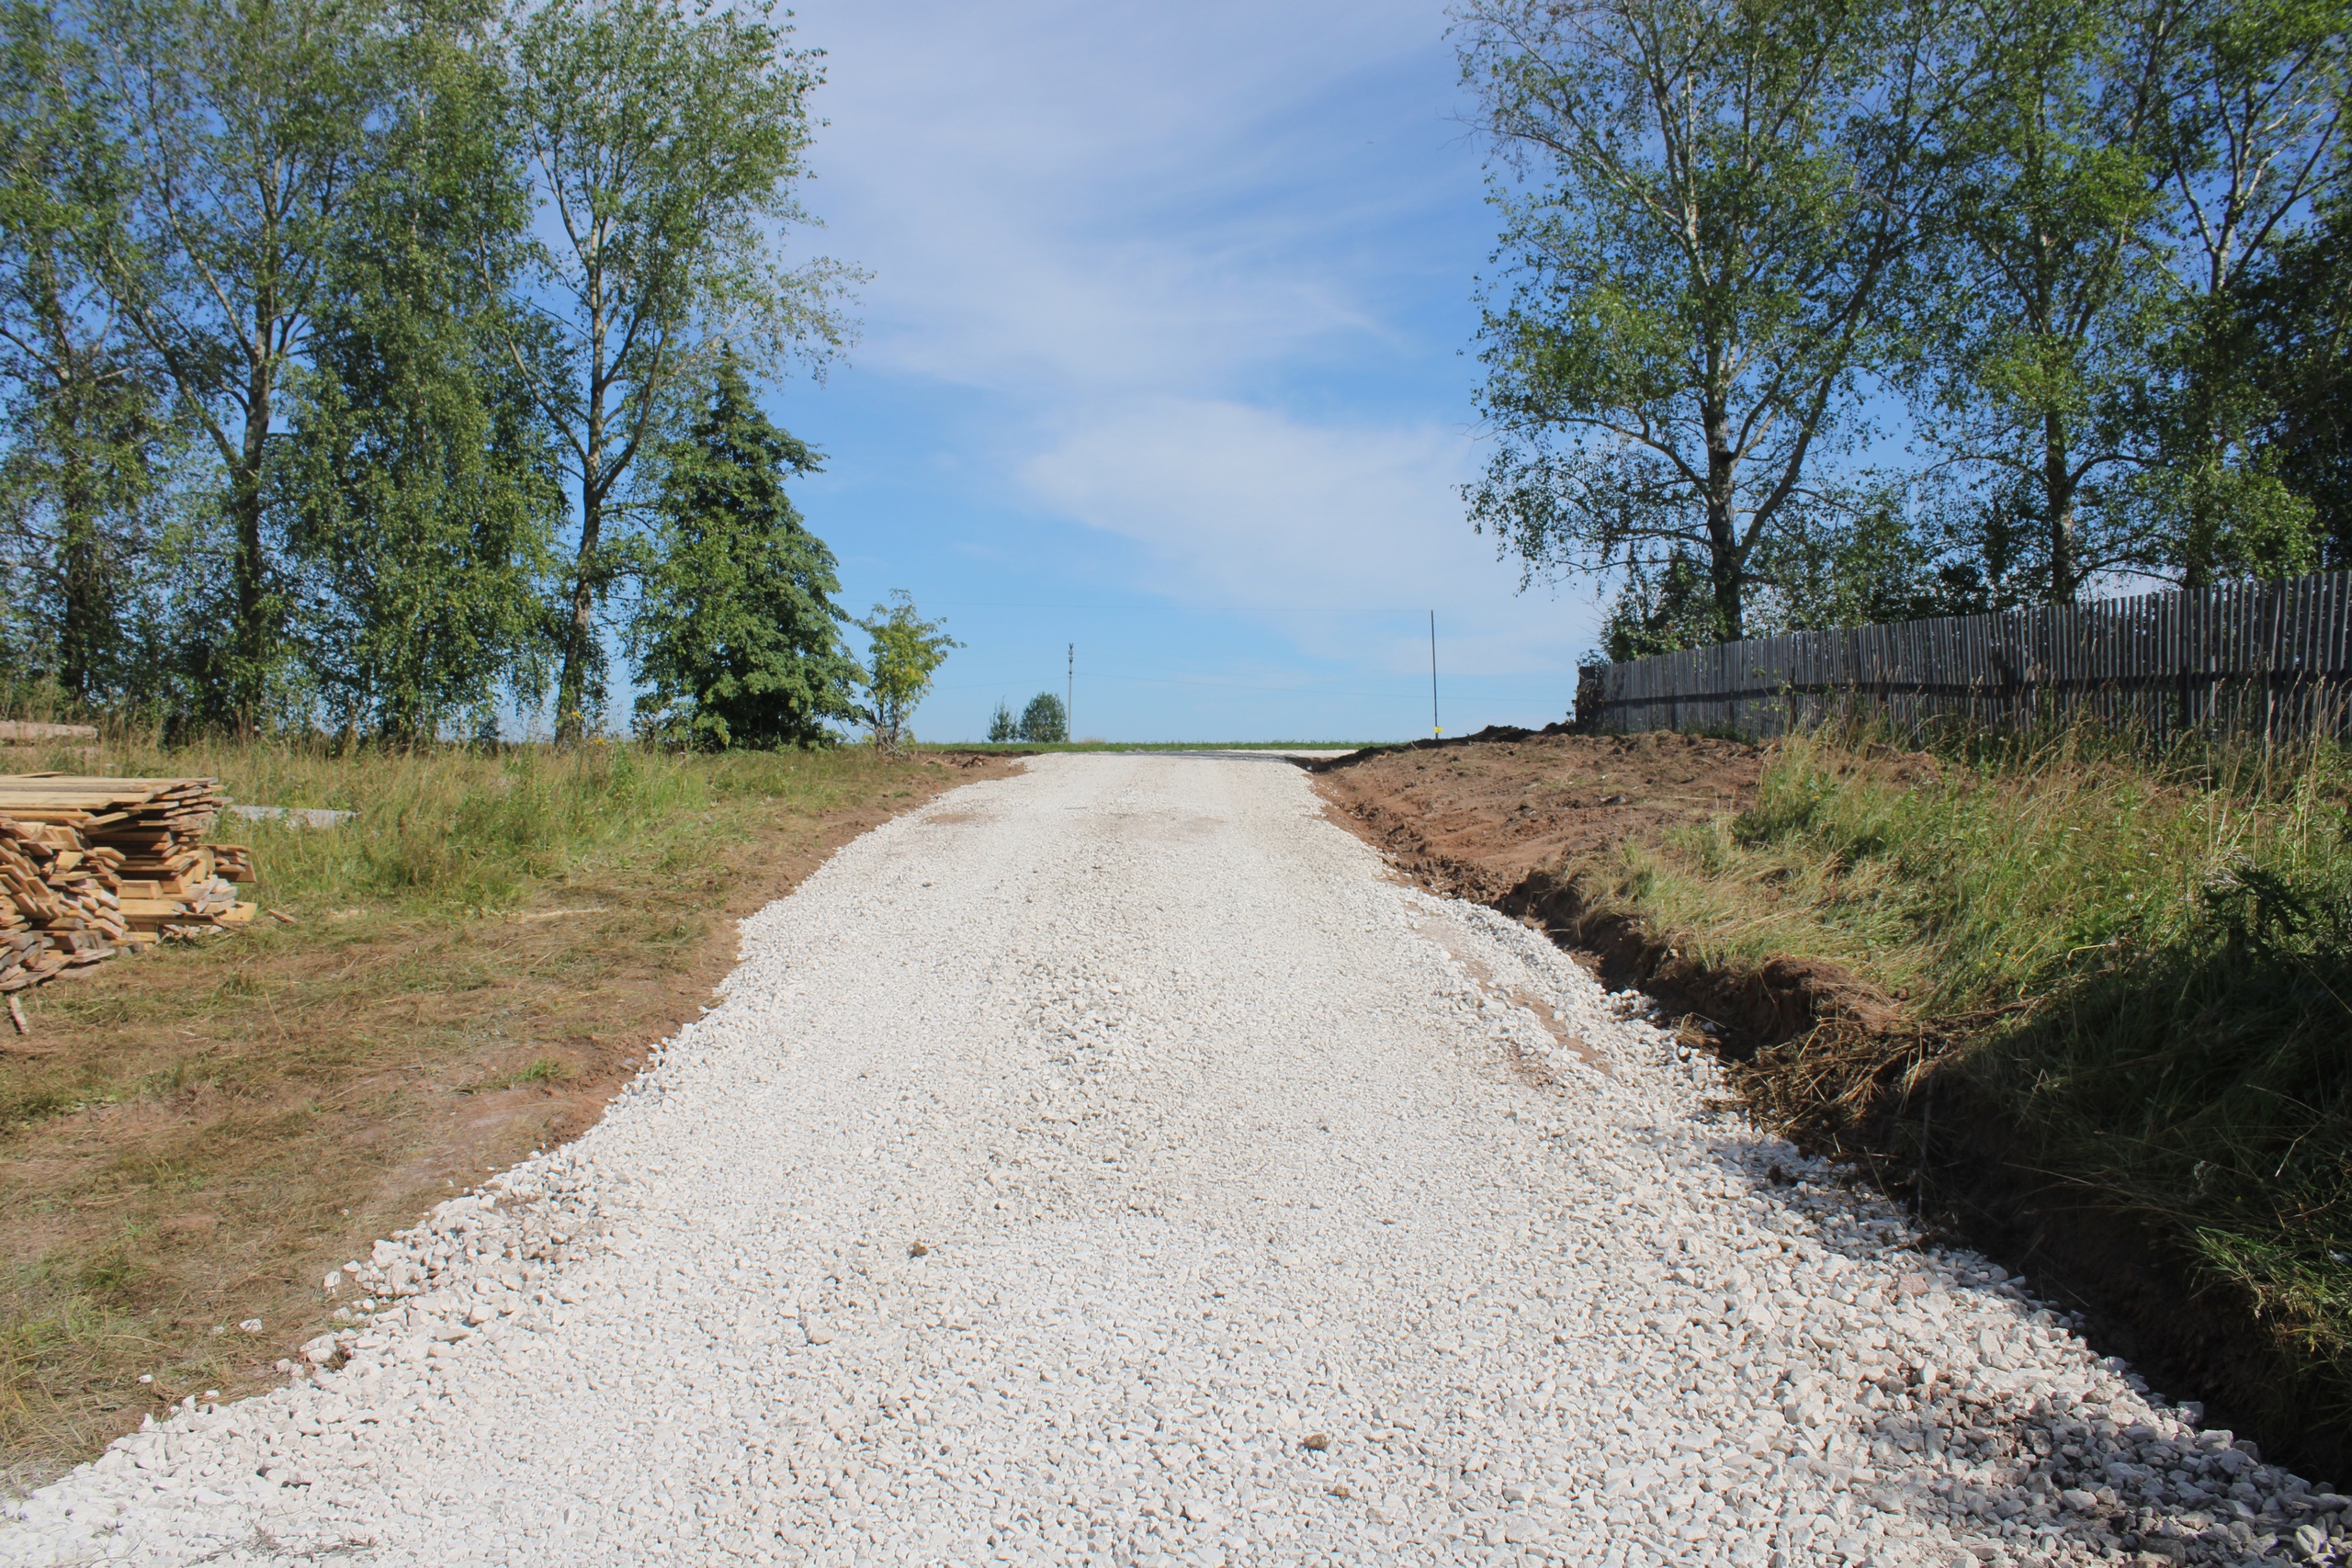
<box><xmin>1311</xmin><ymin>728</ymin><xmax>1900</xmax><ymax>1054</ymax></box>
<box><xmin>1311</xmin><ymin>727</ymin><xmax>1769</xmax><ymax>903</ymax></box>
<box><xmin>1311</xmin><ymin>729</ymin><xmax>2346</xmax><ymax>1479</ymax></box>
<box><xmin>0</xmin><ymin>752</ymin><xmax>1013</xmax><ymax>1487</ymax></box>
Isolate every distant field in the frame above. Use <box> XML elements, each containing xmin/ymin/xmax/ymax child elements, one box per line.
<box><xmin>923</xmin><ymin>740</ymin><xmax>1383</xmax><ymax>754</ymax></box>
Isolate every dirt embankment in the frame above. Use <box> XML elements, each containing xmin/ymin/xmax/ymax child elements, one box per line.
<box><xmin>1313</xmin><ymin>728</ymin><xmax>1901</xmax><ymax>1053</ymax></box>
<box><xmin>1311</xmin><ymin>726</ymin><xmax>1760</xmax><ymax>901</ymax></box>
<box><xmin>1311</xmin><ymin>729</ymin><xmax>2345</xmax><ymax>1481</ymax></box>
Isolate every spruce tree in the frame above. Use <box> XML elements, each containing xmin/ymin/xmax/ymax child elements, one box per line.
<box><xmin>630</xmin><ymin>359</ymin><xmax>859</xmax><ymax>748</ymax></box>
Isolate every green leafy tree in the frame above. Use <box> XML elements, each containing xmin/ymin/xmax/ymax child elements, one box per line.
<box><xmin>1598</xmin><ymin>482</ymin><xmax>1984</xmax><ymax>654</ymax></box>
<box><xmin>1017</xmin><ymin>692</ymin><xmax>1067</xmax><ymax>744</ymax></box>
<box><xmin>1459</xmin><ymin>0</ymin><xmax>1951</xmax><ymax>640</ymax></box>
<box><xmin>1909</xmin><ymin>0</ymin><xmax>2177</xmax><ymax>603</ymax></box>
<box><xmin>500</xmin><ymin>0</ymin><xmax>858</xmax><ymax>744</ymax></box>
<box><xmin>986</xmin><ymin>700</ymin><xmax>1015</xmax><ymax>743</ymax></box>
<box><xmin>628</xmin><ymin>357</ymin><xmax>858</xmax><ymax>749</ymax></box>
<box><xmin>2237</xmin><ymin>194</ymin><xmax>2352</xmax><ymax>559</ymax></box>
<box><xmin>73</xmin><ymin>0</ymin><xmax>403</xmax><ymax>728</ymax></box>
<box><xmin>1755</xmin><ymin>483</ymin><xmax>1996</xmax><ymax>628</ymax></box>
<box><xmin>855</xmin><ymin>590</ymin><xmax>956</xmax><ymax>753</ymax></box>
<box><xmin>0</xmin><ymin>0</ymin><xmax>175</xmax><ymax>705</ymax></box>
<box><xmin>2149</xmin><ymin>0</ymin><xmax>2346</xmax><ymax>586</ymax></box>
<box><xmin>281</xmin><ymin>23</ymin><xmax>561</xmax><ymax>747</ymax></box>
<box><xmin>1598</xmin><ymin>552</ymin><xmax>1725</xmax><ymax>660</ymax></box>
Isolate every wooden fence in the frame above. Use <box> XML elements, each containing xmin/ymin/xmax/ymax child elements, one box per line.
<box><xmin>1583</xmin><ymin>570</ymin><xmax>2352</xmax><ymax>741</ymax></box>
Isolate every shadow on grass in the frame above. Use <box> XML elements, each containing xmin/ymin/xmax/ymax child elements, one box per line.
<box><xmin>1922</xmin><ymin>861</ymin><xmax>2352</xmax><ymax>1473</ymax></box>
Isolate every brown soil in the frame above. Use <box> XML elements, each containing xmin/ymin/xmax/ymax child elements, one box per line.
<box><xmin>1311</xmin><ymin>727</ymin><xmax>1770</xmax><ymax>902</ymax></box>
<box><xmin>1312</xmin><ymin>729</ymin><xmax>1899</xmax><ymax>1053</ymax></box>
<box><xmin>0</xmin><ymin>752</ymin><xmax>1013</xmax><ymax>1487</ymax></box>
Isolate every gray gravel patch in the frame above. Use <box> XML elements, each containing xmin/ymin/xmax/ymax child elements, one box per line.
<box><xmin>3</xmin><ymin>755</ymin><xmax>2333</xmax><ymax>1567</ymax></box>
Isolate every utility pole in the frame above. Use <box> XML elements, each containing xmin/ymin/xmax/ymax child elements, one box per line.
<box><xmin>1430</xmin><ymin>611</ymin><xmax>1441</xmax><ymax>739</ymax></box>
<box><xmin>1067</xmin><ymin>643</ymin><xmax>1074</xmax><ymax>743</ymax></box>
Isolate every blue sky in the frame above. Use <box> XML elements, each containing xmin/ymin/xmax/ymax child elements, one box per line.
<box><xmin>755</xmin><ymin>0</ymin><xmax>1608</xmax><ymax>743</ymax></box>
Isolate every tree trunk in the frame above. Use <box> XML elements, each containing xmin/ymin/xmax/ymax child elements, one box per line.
<box><xmin>54</xmin><ymin>367</ymin><xmax>105</xmax><ymax>705</ymax></box>
<box><xmin>554</xmin><ymin>489</ymin><xmax>601</xmax><ymax>746</ymax></box>
<box><xmin>2042</xmin><ymin>408</ymin><xmax>2078</xmax><ymax>603</ymax></box>
<box><xmin>1704</xmin><ymin>412</ymin><xmax>1745</xmax><ymax>640</ymax></box>
<box><xmin>555</xmin><ymin>307</ymin><xmax>608</xmax><ymax>747</ymax></box>
<box><xmin>58</xmin><ymin>466</ymin><xmax>103</xmax><ymax>705</ymax></box>
<box><xmin>231</xmin><ymin>355</ymin><xmax>275</xmax><ymax>732</ymax></box>
<box><xmin>40</xmin><ymin>293</ymin><xmax>108</xmax><ymax>706</ymax></box>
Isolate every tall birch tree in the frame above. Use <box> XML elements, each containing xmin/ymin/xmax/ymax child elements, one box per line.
<box><xmin>74</xmin><ymin>0</ymin><xmax>397</xmax><ymax>727</ymax></box>
<box><xmin>0</xmin><ymin>0</ymin><xmax>173</xmax><ymax>704</ymax></box>
<box><xmin>1459</xmin><ymin>0</ymin><xmax>1951</xmax><ymax>640</ymax></box>
<box><xmin>502</xmin><ymin>0</ymin><xmax>854</xmax><ymax>745</ymax></box>
<box><xmin>2154</xmin><ymin>0</ymin><xmax>2346</xmax><ymax>585</ymax></box>
<box><xmin>283</xmin><ymin>22</ymin><xmax>560</xmax><ymax>746</ymax></box>
<box><xmin>1909</xmin><ymin>0</ymin><xmax>2179</xmax><ymax>604</ymax></box>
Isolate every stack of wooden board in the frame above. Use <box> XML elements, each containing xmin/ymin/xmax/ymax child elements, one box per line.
<box><xmin>0</xmin><ymin>774</ymin><xmax>259</xmax><ymax>991</ymax></box>
<box><xmin>0</xmin><ymin>816</ymin><xmax>127</xmax><ymax>989</ymax></box>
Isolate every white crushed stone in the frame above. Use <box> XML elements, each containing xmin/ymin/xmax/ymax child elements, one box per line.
<box><xmin>3</xmin><ymin>754</ymin><xmax>2336</xmax><ymax>1567</ymax></box>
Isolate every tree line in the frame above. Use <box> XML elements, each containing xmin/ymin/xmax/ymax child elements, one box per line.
<box><xmin>988</xmin><ymin>693</ymin><xmax>1068</xmax><ymax>744</ymax></box>
<box><xmin>0</xmin><ymin>0</ymin><xmax>931</xmax><ymax>749</ymax></box>
<box><xmin>1459</xmin><ymin>0</ymin><xmax>2349</xmax><ymax>658</ymax></box>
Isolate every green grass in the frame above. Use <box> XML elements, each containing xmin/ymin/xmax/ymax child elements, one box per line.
<box><xmin>9</xmin><ymin>731</ymin><xmax>925</xmax><ymax>922</ymax></box>
<box><xmin>1566</xmin><ymin>727</ymin><xmax>2352</xmax><ymax>1432</ymax></box>
<box><xmin>1575</xmin><ymin>730</ymin><xmax>2344</xmax><ymax>1006</ymax></box>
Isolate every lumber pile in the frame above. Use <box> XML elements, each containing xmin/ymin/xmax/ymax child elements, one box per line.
<box><xmin>0</xmin><ymin>774</ymin><xmax>257</xmax><ymax>993</ymax></box>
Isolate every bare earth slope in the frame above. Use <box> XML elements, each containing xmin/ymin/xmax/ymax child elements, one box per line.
<box><xmin>1311</xmin><ymin>732</ymin><xmax>1768</xmax><ymax>902</ymax></box>
<box><xmin>2</xmin><ymin>755</ymin><xmax>2314</xmax><ymax>1567</ymax></box>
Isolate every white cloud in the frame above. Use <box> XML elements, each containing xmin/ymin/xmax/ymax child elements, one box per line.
<box><xmin>797</xmin><ymin>0</ymin><xmax>1471</xmax><ymax>397</ymax></box>
<box><xmin>779</xmin><ymin>0</ymin><xmax>1604</xmax><ymax>691</ymax></box>
<box><xmin>1022</xmin><ymin>398</ymin><xmax>1596</xmax><ymax>673</ymax></box>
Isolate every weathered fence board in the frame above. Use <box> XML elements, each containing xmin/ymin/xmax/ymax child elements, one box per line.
<box><xmin>1585</xmin><ymin>570</ymin><xmax>2352</xmax><ymax>741</ymax></box>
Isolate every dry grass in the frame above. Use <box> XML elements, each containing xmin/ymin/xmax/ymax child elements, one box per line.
<box><xmin>0</xmin><ymin>735</ymin><xmax>1009</xmax><ymax>1487</ymax></box>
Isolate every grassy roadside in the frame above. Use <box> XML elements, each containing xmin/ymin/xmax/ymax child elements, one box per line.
<box><xmin>0</xmin><ymin>736</ymin><xmax>1007</xmax><ymax>1487</ymax></box>
<box><xmin>1550</xmin><ymin>728</ymin><xmax>2352</xmax><ymax>1465</ymax></box>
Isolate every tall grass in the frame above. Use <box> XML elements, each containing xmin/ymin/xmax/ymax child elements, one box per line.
<box><xmin>8</xmin><ymin>730</ymin><xmax>920</xmax><ymax>919</ymax></box>
<box><xmin>1577</xmin><ymin>728</ymin><xmax>2346</xmax><ymax>1008</ymax></box>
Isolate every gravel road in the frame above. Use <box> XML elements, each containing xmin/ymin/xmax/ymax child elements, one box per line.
<box><xmin>6</xmin><ymin>755</ymin><xmax>2336</xmax><ymax>1568</ymax></box>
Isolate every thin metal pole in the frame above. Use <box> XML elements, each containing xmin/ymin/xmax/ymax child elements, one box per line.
<box><xmin>1430</xmin><ymin>612</ymin><xmax>1441</xmax><ymax>738</ymax></box>
<box><xmin>1067</xmin><ymin>643</ymin><xmax>1074</xmax><ymax>742</ymax></box>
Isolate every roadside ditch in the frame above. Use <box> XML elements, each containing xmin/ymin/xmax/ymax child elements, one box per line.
<box><xmin>1309</xmin><ymin>728</ymin><xmax>2348</xmax><ymax>1484</ymax></box>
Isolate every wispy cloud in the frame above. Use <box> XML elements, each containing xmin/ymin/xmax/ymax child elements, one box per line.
<box><xmin>804</xmin><ymin>0</ymin><xmax>1482</xmax><ymax>398</ymax></box>
<box><xmin>783</xmin><ymin>0</ymin><xmax>1602</xmax><ymax>728</ymax></box>
<box><xmin>1023</xmin><ymin>397</ymin><xmax>1589</xmax><ymax>673</ymax></box>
